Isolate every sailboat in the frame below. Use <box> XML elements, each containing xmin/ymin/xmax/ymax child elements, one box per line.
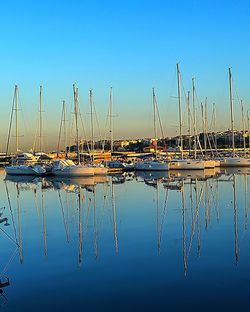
<box><xmin>220</xmin><ymin>68</ymin><xmax>250</xmax><ymax>167</ymax></box>
<box><xmin>5</xmin><ymin>86</ymin><xmax>46</xmax><ymax>176</ymax></box>
<box><xmin>52</xmin><ymin>85</ymin><xmax>94</xmax><ymax>177</ymax></box>
<box><xmin>169</xmin><ymin>64</ymin><xmax>204</xmax><ymax>170</ymax></box>
<box><xmin>135</xmin><ymin>88</ymin><xmax>169</xmax><ymax>171</ymax></box>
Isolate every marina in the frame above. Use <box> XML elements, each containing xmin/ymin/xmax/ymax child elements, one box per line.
<box><xmin>1</xmin><ymin>1</ymin><xmax>250</xmax><ymax>310</ymax></box>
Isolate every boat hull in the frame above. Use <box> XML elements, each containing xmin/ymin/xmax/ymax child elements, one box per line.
<box><xmin>204</xmin><ymin>160</ymin><xmax>216</xmax><ymax>168</ymax></box>
<box><xmin>5</xmin><ymin>166</ymin><xmax>38</xmax><ymax>175</ymax></box>
<box><xmin>52</xmin><ymin>166</ymin><xmax>94</xmax><ymax>177</ymax></box>
<box><xmin>220</xmin><ymin>157</ymin><xmax>250</xmax><ymax>167</ymax></box>
<box><xmin>93</xmin><ymin>167</ymin><xmax>108</xmax><ymax>175</ymax></box>
<box><xmin>169</xmin><ymin>160</ymin><xmax>205</xmax><ymax>170</ymax></box>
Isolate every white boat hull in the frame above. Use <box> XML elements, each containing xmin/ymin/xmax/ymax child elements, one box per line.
<box><xmin>169</xmin><ymin>160</ymin><xmax>205</xmax><ymax>170</ymax></box>
<box><xmin>220</xmin><ymin>157</ymin><xmax>250</xmax><ymax>167</ymax></box>
<box><xmin>52</xmin><ymin>166</ymin><xmax>94</xmax><ymax>177</ymax></box>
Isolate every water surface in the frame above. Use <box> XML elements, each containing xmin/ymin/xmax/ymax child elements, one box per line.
<box><xmin>0</xmin><ymin>168</ymin><xmax>249</xmax><ymax>311</ymax></box>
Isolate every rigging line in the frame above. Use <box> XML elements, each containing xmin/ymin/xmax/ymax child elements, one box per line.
<box><xmin>5</xmin><ymin>87</ymin><xmax>16</xmax><ymax>155</ymax></box>
<box><xmin>102</xmin><ymin>92</ymin><xmax>112</xmax><ymax>151</ymax></box>
<box><xmin>32</xmin><ymin>113</ymin><xmax>39</xmax><ymax>152</ymax></box>
<box><xmin>83</xmin><ymin>192</ymin><xmax>92</xmax><ymax>234</ymax></box>
<box><xmin>158</xmin><ymin>189</ymin><xmax>169</xmax><ymax>247</ymax></box>
<box><xmin>187</xmin><ymin>182</ymin><xmax>204</xmax><ymax>258</ymax></box>
<box><xmin>0</xmin><ymin>247</ymin><xmax>19</xmax><ymax>277</ymax></box>
<box><xmin>58</xmin><ymin>190</ymin><xmax>70</xmax><ymax>243</ymax></box>
<box><xmin>0</xmin><ymin>227</ymin><xmax>20</xmax><ymax>247</ymax></box>
<box><xmin>4</xmin><ymin>181</ymin><xmax>18</xmax><ymax>245</ymax></box>
<box><xmin>33</xmin><ymin>188</ymin><xmax>41</xmax><ymax>223</ymax></box>
<box><xmin>20</xmin><ymin>98</ymin><xmax>33</xmax><ymax>150</ymax></box>
<box><xmin>180</xmin><ymin>77</ymin><xmax>189</xmax><ymax>130</ymax></box>
<box><xmin>92</xmin><ymin>99</ymin><xmax>103</xmax><ymax>147</ymax></box>
<box><xmin>98</xmin><ymin>183</ymin><xmax>109</xmax><ymax>230</ymax></box>
<box><xmin>209</xmin><ymin>105</ymin><xmax>215</xmax><ymax>131</ymax></box>
<box><xmin>234</xmin><ymin>87</ymin><xmax>244</xmax><ymax>136</ymax></box>
<box><xmin>79</xmin><ymin>111</ymin><xmax>91</xmax><ymax>156</ymax></box>
<box><xmin>56</xmin><ymin>102</ymin><xmax>65</xmax><ymax>156</ymax></box>
<box><xmin>154</xmin><ymin>91</ymin><xmax>166</xmax><ymax>146</ymax></box>
<box><xmin>181</xmin><ymin>181</ymin><xmax>188</xmax><ymax>276</ymax></box>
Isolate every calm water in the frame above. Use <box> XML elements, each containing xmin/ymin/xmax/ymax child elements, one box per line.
<box><xmin>0</xmin><ymin>168</ymin><xmax>250</xmax><ymax>311</ymax></box>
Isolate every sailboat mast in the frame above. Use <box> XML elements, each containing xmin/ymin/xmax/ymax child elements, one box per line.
<box><xmin>111</xmin><ymin>180</ymin><xmax>118</xmax><ymax>255</ymax></box>
<box><xmin>109</xmin><ymin>87</ymin><xmax>113</xmax><ymax>153</ymax></box>
<box><xmin>204</xmin><ymin>97</ymin><xmax>208</xmax><ymax>154</ymax></box>
<box><xmin>247</xmin><ymin>110</ymin><xmax>250</xmax><ymax>153</ymax></box>
<box><xmin>213</xmin><ymin>103</ymin><xmax>217</xmax><ymax>151</ymax></box>
<box><xmin>187</xmin><ymin>91</ymin><xmax>191</xmax><ymax>154</ymax></box>
<box><xmin>15</xmin><ymin>85</ymin><xmax>19</xmax><ymax>153</ymax></box>
<box><xmin>63</xmin><ymin>100</ymin><xmax>67</xmax><ymax>157</ymax></box>
<box><xmin>177</xmin><ymin>64</ymin><xmax>183</xmax><ymax>158</ymax></box>
<box><xmin>201</xmin><ymin>102</ymin><xmax>204</xmax><ymax>152</ymax></box>
<box><xmin>57</xmin><ymin>100</ymin><xmax>65</xmax><ymax>157</ymax></box>
<box><xmin>39</xmin><ymin>85</ymin><xmax>42</xmax><ymax>153</ymax></box>
<box><xmin>192</xmin><ymin>78</ymin><xmax>197</xmax><ymax>159</ymax></box>
<box><xmin>6</xmin><ymin>86</ymin><xmax>17</xmax><ymax>155</ymax></box>
<box><xmin>73</xmin><ymin>84</ymin><xmax>80</xmax><ymax>164</ymax></box>
<box><xmin>89</xmin><ymin>89</ymin><xmax>94</xmax><ymax>160</ymax></box>
<box><xmin>229</xmin><ymin>68</ymin><xmax>235</xmax><ymax>157</ymax></box>
<box><xmin>240</xmin><ymin>100</ymin><xmax>246</xmax><ymax>156</ymax></box>
<box><xmin>152</xmin><ymin>88</ymin><xmax>157</xmax><ymax>157</ymax></box>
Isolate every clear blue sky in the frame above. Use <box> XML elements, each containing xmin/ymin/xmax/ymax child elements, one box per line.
<box><xmin>0</xmin><ymin>0</ymin><xmax>250</xmax><ymax>151</ymax></box>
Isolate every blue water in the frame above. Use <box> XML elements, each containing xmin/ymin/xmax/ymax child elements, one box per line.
<box><xmin>0</xmin><ymin>168</ymin><xmax>249</xmax><ymax>311</ymax></box>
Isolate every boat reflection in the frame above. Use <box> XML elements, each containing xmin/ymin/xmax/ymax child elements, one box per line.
<box><xmin>1</xmin><ymin>169</ymin><xmax>249</xmax><ymax>276</ymax></box>
<box><xmin>169</xmin><ymin>168</ymin><xmax>221</xmax><ymax>180</ymax></box>
<box><xmin>221</xmin><ymin>167</ymin><xmax>250</xmax><ymax>175</ymax></box>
